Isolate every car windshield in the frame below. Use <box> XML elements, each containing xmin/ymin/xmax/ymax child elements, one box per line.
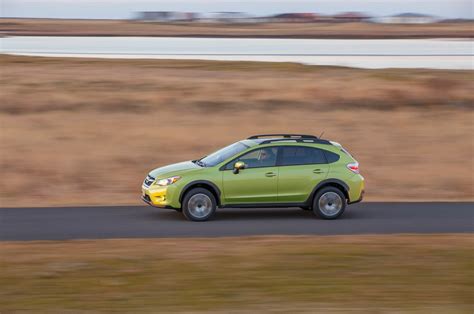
<box><xmin>199</xmin><ymin>142</ymin><xmax>249</xmax><ymax>167</ymax></box>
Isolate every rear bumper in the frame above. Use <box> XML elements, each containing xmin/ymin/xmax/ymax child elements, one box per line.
<box><xmin>348</xmin><ymin>189</ymin><xmax>364</xmax><ymax>204</ymax></box>
<box><xmin>347</xmin><ymin>174</ymin><xmax>364</xmax><ymax>204</ymax></box>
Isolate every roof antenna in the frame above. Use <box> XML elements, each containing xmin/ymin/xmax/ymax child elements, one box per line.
<box><xmin>319</xmin><ymin>131</ymin><xmax>325</xmax><ymax>139</ymax></box>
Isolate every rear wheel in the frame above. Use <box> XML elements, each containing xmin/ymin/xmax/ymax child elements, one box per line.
<box><xmin>312</xmin><ymin>187</ymin><xmax>346</xmax><ymax>219</ymax></box>
<box><xmin>182</xmin><ymin>188</ymin><xmax>217</xmax><ymax>221</ymax></box>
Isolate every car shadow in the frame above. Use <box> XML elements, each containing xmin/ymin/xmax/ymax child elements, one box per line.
<box><xmin>147</xmin><ymin>207</ymin><xmax>364</xmax><ymax>221</ymax></box>
<box><xmin>215</xmin><ymin>208</ymin><xmax>313</xmax><ymax>220</ymax></box>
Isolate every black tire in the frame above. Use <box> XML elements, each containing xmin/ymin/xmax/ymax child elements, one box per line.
<box><xmin>182</xmin><ymin>188</ymin><xmax>217</xmax><ymax>221</ymax></box>
<box><xmin>312</xmin><ymin>187</ymin><xmax>346</xmax><ymax>219</ymax></box>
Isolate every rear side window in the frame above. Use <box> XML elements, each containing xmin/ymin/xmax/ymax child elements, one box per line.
<box><xmin>324</xmin><ymin>150</ymin><xmax>340</xmax><ymax>163</ymax></box>
<box><xmin>278</xmin><ymin>146</ymin><xmax>326</xmax><ymax>166</ymax></box>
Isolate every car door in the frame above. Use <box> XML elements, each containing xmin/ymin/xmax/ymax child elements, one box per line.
<box><xmin>277</xmin><ymin>146</ymin><xmax>329</xmax><ymax>203</ymax></box>
<box><xmin>222</xmin><ymin>147</ymin><xmax>278</xmax><ymax>204</ymax></box>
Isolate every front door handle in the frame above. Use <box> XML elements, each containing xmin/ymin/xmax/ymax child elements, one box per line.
<box><xmin>265</xmin><ymin>172</ymin><xmax>277</xmax><ymax>177</ymax></box>
<box><xmin>313</xmin><ymin>169</ymin><xmax>324</xmax><ymax>174</ymax></box>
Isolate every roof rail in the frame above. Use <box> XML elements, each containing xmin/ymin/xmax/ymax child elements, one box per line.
<box><xmin>247</xmin><ymin>134</ymin><xmax>317</xmax><ymax>140</ymax></box>
<box><xmin>258</xmin><ymin>138</ymin><xmax>331</xmax><ymax>145</ymax></box>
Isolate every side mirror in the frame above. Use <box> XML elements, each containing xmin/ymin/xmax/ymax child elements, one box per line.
<box><xmin>233</xmin><ymin>161</ymin><xmax>246</xmax><ymax>174</ymax></box>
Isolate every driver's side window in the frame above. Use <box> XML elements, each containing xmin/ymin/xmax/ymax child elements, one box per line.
<box><xmin>225</xmin><ymin>147</ymin><xmax>278</xmax><ymax>170</ymax></box>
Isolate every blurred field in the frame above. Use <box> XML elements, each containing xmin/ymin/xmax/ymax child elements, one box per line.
<box><xmin>1</xmin><ymin>234</ymin><xmax>472</xmax><ymax>313</ymax></box>
<box><xmin>1</xmin><ymin>18</ymin><xmax>473</xmax><ymax>38</ymax></box>
<box><xmin>0</xmin><ymin>55</ymin><xmax>473</xmax><ymax>206</ymax></box>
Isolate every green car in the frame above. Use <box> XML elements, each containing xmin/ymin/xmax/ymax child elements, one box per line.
<box><xmin>142</xmin><ymin>134</ymin><xmax>364</xmax><ymax>221</ymax></box>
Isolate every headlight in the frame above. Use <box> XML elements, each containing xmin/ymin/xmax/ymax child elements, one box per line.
<box><xmin>155</xmin><ymin>176</ymin><xmax>181</xmax><ymax>186</ymax></box>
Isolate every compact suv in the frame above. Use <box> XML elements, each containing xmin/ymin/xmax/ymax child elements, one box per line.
<box><xmin>142</xmin><ymin>134</ymin><xmax>364</xmax><ymax>221</ymax></box>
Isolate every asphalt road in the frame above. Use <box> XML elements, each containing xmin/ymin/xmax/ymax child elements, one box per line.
<box><xmin>1</xmin><ymin>203</ymin><xmax>473</xmax><ymax>241</ymax></box>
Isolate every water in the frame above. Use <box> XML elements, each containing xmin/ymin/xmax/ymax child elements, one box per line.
<box><xmin>1</xmin><ymin>36</ymin><xmax>473</xmax><ymax>69</ymax></box>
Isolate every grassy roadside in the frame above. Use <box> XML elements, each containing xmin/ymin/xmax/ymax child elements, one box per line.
<box><xmin>1</xmin><ymin>18</ymin><xmax>473</xmax><ymax>38</ymax></box>
<box><xmin>0</xmin><ymin>55</ymin><xmax>473</xmax><ymax>206</ymax></box>
<box><xmin>1</xmin><ymin>235</ymin><xmax>473</xmax><ymax>313</ymax></box>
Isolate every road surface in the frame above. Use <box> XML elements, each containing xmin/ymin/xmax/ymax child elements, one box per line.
<box><xmin>1</xmin><ymin>202</ymin><xmax>473</xmax><ymax>241</ymax></box>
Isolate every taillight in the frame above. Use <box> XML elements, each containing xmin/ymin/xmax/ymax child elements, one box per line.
<box><xmin>347</xmin><ymin>162</ymin><xmax>359</xmax><ymax>174</ymax></box>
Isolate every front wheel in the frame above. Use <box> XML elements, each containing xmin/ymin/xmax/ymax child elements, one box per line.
<box><xmin>182</xmin><ymin>188</ymin><xmax>217</xmax><ymax>221</ymax></box>
<box><xmin>312</xmin><ymin>187</ymin><xmax>346</xmax><ymax>219</ymax></box>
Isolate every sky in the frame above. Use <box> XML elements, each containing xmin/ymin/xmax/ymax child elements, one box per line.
<box><xmin>1</xmin><ymin>0</ymin><xmax>473</xmax><ymax>19</ymax></box>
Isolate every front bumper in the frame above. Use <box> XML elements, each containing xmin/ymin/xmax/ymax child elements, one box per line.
<box><xmin>141</xmin><ymin>194</ymin><xmax>173</xmax><ymax>209</ymax></box>
<box><xmin>141</xmin><ymin>185</ymin><xmax>180</xmax><ymax>208</ymax></box>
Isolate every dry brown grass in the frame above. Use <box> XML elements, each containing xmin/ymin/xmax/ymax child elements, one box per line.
<box><xmin>1</xmin><ymin>18</ymin><xmax>473</xmax><ymax>38</ymax></box>
<box><xmin>0</xmin><ymin>55</ymin><xmax>473</xmax><ymax>207</ymax></box>
<box><xmin>1</xmin><ymin>235</ymin><xmax>473</xmax><ymax>312</ymax></box>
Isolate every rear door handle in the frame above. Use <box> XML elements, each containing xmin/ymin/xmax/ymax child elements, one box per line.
<box><xmin>313</xmin><ymin>169</ymin><xmax>324</xmax><ymax>174</ymax></box>
<box><xmin>265</xmin><ymin>172</ymin><xmax>277</xmax><ymax>177</ymax></box>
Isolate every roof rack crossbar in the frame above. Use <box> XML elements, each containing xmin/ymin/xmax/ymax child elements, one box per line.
<box><xmin>259</xmin><ymin>138</ymin><xmax>331</xmax><ymax>145</ymax></box>
<box><xmin>248</xmin><ymin>134</ymin><xmax>317</xmax><ymax>140</ymax></box>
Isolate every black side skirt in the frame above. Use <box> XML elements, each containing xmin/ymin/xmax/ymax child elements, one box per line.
<box><xmin>221</xmin><ymin>202</ymin><xmax>308</xmax><ymax>209</ymax></box>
